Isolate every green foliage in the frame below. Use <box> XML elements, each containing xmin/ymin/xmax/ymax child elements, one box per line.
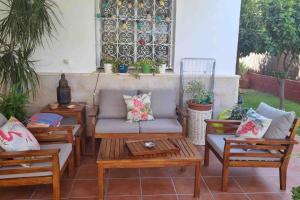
<box><xmin>0</xmin><ymin>0</ymin><xmax>60</xmax><ymax>96</ymax></box>
<box><xmin>239</xmin><ymin>62</ymin><xmax>249</xmax><ymax>76</ymax></box>
<box><xmin>184</xmin><ymin>80</ymin><xmax>212</xmax><ymax>104</ymax></box>
<box><xmin>0</xmin><ymin>84</ymin><xmax>29</xmax><ymax>123</ymax></box>
<box><xmin>135</xmin><ymin>59</ymin><xmax>155</xmax><ymax>67</ymax></box>
<box><xmin>292</xmin><ymin>187</ymin><xmax>300</xmax><ymax>200</ymax></box>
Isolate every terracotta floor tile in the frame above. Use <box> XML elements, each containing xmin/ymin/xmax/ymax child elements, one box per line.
<box><xmin>235</xmin><ymin>176</ymin><xmax>281</xmax><ymax>193</ymax></box>
<box><xmin>178</xmin><ymin>194</ymin><xmax>213</xmax><ymax>200</ymax></box>
<box><xmin>32</xmin><ymin>180</ymin><xmax>73</xmax><ymax>199</ymax></box>
<box><xmin>142</xmin><ymin>195</ymin><xmax>178</xmax><ymax>200</ymax></box>
<box><xmin>201</xmin><ymin>163</ymin><xmax>223</xmax><ymax>177</ymax></box>
<box><xmin>109</xmin><ymin>168</ymin><xmax>139</xmax><ymax>178</ymax></box>
<box><xmin>172</xmin><ymin>178</ymin><xmax>209</xmax><ymax>194</ymax></box>
<box><xmin>107</xmin><ymin>178</ymin><xmax>141</xmax><ymax>195</ymax></box>
<box><xmin>106</xmin><ymin>195</ymin><xmax>141</xmax><ymax>200</ymax></box>
<box><xmin>213</xmin><ymin>193</ymin><xmax>249</xmax><ymax>200</ymax></box>
<box><xmin>141</xmin><ymin>168</ymin><xmax>171</xmax><ymax>177</ymax></box>
<box><xmin>76</xmin><ymin>164</ymin><xmax>98</xmax><ymax>179</ymax></box>
<box><xmin>168</xmin><ymin>166</ymin><xmax>195</xmax><ymax>177</ymax></box>
<box><xmin>141</xmin><ymin>178</ymin><xmax>175</xmax><ymax>195</ymax></box>
<box><xmin>247</xmin><ymin>193</ymin><xmax>290</xmax><ymax>200</ymax></box>
<box><xmin>203</xmin><ymin>177</ymin><xmax>243</xmax><ymax>193</ymax></box>
<box><xmin>70</xmin><ymin>180</ymin><xmax>98</xmax><ymax>198</ymax></box>
<box><xmin>0</xmin><ymin>186</ymin><xmax>35</xmax><ymax>200</ymax></box>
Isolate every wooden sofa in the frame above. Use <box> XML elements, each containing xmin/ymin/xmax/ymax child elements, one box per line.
<box><xmin>204</xmin><ymin>103</ymin><xmax>299</xmax><ymax>192</ymax></box>
<box><xmin>0</xmin><ymin>114</ymin><xmax>75</xmax><ymax>200</ymax></box>
<box><xmin>89</xmin><ymin>89</ymin><xmax>189</xmax><ymax>155</ymax></box>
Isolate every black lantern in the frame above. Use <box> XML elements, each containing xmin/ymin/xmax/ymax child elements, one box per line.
<box><xmin>57</xmin><ymin>73</ymin><xmax>71</xmax><ymax>105</ymax></box>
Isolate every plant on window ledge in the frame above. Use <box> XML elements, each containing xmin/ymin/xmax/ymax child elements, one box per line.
<box><xmin>0</xmin><ymin>0</ymin><xmax>61</xmax><ymax>97</ymax></box>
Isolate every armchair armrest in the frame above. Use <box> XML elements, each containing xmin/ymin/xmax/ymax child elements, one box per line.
<box><xmin>176</xmin><ymin>106</ymin><xmax>189</xmax><ymax>118</ymax></box>
<box><xmin>28</xmin><ymin>126</ymin><xmax>74</xmax><ymax>143</ymax></box>
<box><xmin>0</xmin><ymin>149</ymin><xmax>59</xmax><ymax>159</ymax></box>
<box><xmin>88</xmin><ymin>106</ymin><xmax>99</xmax><ymax>117</ymax></box>
<box><xmin>224</xmin><ymin>137</ymin><xmax>299</xmax><ymax>145</ymax></box>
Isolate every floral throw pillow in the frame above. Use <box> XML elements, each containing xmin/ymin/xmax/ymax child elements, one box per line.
<box><xmin>236</xmin><ymin>108</ymin><xmax>272</xmax><ymax>139</ymax></box>
<box><xmin>123</xmin><ymin>92</ymin><xmax>154</xmax><ymax>122</ymax></box>
<box><xmin>0</xmin><ymin>117</ymin><xmax>40</xmax><ymax>152</ymax></box>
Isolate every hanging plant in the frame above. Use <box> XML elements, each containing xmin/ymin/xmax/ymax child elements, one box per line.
<box><xmin>0</xmin><ymin>0</ymin><xmax>61</xmax><ymax>97</ymax></box>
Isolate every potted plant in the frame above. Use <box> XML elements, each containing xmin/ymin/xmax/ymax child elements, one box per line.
<box><xmin>136</xmin><ymin>59</ymin><xmax>155</xmax><ymax>74</ymax></box>
<box><xmin>239</xmin><ymin>62</ymin><xmax>250</xmax><ymax>89</ymax></box>
<box><xmin>292</xmin><ymin>186</ymin><xmax>300</xmax><ymax>200</ymax></box>
<box><xmin>102</xmin><ymin>55</ymin><xmax>115</xmax><ymax>73</ymax></box>
<box><xmin>157</xmin><ymin>59</ymin><xmax>167</xmax><ymax>74</ymax></box>
<box><xmin>118</xmin><ymin>60</ymin><xmax>131</xmax><ymax>73</ymax></box>
<box><xmin>184</xmin><ymin>80</ymin><xmax>213</xmax><ymax>111</ymax></box>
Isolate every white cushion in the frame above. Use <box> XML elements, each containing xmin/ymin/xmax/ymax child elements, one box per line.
<box><xmin>207</xmin><ymin>134</ymin><xmax>281</xmax><ymax>161</ymax></box>
<box><xmin>0</xmin><ymin>143</ymin><xmax>72</xmax><ymax>179</ymax></box>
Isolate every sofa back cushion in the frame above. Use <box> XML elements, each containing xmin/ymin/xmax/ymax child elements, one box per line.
<box><xmin>256</xmin><ymin>102</ymin><xmax>295</xmax><ymax>139</ymax></box>
<box><xmin>139</xmin><ymin>89</ymin><xmax>177</xmax><ymax>118</ymax></box>
<box><xmin>0</xmin><ymin>113</ymin><xmax>7</xmax><ymax>127</ymax></box>
<box><xmin>98</xmin><ymin>90</ymin><xmax>137</xmax><ymax>118</ymax></box>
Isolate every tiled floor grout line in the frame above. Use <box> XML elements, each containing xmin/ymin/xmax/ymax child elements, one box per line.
<box><xmin>232</xmin><ymin>177</ymin><xmax>252</xmax><ymax>200</ymax></box>
<box><xmin>170</xmin><ymin>176</ymin><xmax>179</xmax><ymax>200</ymax></box>
<box><xmin>29</xmin><ymin>186</ymin><xmax>37</xmax><ymax>200</ymax></box>
<box><xmin>201</xmin><ymin>176</ymin><xmax>216</xmax><ymax>200</ymax></box>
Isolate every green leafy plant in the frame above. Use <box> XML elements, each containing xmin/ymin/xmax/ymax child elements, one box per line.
<box><xmin>0</xmin><ymin>0</ymin><xmax>61</xmax><ymax>96</ymax></box>
<box><xmin>184</xmin><ymin>80</ymin><xmax>212</xmax><ymax>104</ymax></box>
<box><xmin>0</xmin><ymin>84</ymin><xmax>29</xmax><ymax>123</ymax></box>
<box><xmin>239</xmin><ymin>62</ymin><xmax>248</xmax><ymax>78</ymax></box>
<box><xmin>292</xmin><ymin>186</ymin><xmax>300</xmax><ymax>200</ymax></box>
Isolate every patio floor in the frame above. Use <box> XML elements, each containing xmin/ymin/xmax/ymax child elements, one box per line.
<box><xmin>1</xmin><ymin>138</ymin><xmax>300</xmax><ymax>200</ymax></box>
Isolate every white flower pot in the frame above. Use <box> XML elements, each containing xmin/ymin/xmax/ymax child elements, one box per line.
<box><xmin>104</xmin><ymin>63</ymin><xmax>113</xmax><ymax>73</ymax></box>
<box><xmin>159</xmin><ymin>64</ymin><xmax>167</xmax><ymax>74</ymax></box>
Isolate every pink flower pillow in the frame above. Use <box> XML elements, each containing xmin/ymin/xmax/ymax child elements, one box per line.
<box><xmin>123</xmin><ymin>93</ymin><xmax>154</xmax><ymax>122</ymax></box>
<box><xmin>236</xmin><ymin>109</ymin><xmax>272</xmax><ymax>139</ymax></box>
<box><xmin>0</xmin><ymin>117</ymin><xmax>40</xmax><ymax>152</ymax></box>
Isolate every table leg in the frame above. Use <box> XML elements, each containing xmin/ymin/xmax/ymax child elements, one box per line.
<box><xmin>98</xmin><ymin>165</ymin><xmax>105</xmax><ymax>200</ymax></box>
<box><xmin>194</xmin><ymin>163</ymin><xmax>201</xmax><ymax>198</ymax></box>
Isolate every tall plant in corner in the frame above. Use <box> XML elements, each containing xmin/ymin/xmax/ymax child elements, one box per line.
<box><xmin>0</xmin><ymin>0</ymin><xmax>60</xmax><ymax>96</ymax></box>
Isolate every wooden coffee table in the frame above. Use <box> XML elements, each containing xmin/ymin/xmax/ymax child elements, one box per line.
<box><xmin>97</xmin><ymin>138</ymin><xmax>202</xmax><ymax>200</ymax></box>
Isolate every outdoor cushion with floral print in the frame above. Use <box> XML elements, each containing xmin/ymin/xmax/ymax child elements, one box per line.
<box><xmin>236</xmin><ymin>108</ymin><xmax>272</xmax><ymax>139</ymax></box>
<box><xmin>123</xmin><ymin>92</ymin><xmax>154</xmax><ymax>122</ymax></box>
<box><xmin>0</xmin><ymin>117</ymin><xmax>40</xmax><ymax>152</ymax></box>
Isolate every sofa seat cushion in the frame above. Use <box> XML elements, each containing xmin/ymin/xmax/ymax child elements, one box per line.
<box><xmin>139</xmin><ymin>90</ymin><xmax>177</xmax><ymax>118</ymax></box>
<box><xmin>0</xmin><ymin>143</ymin><xmax>72</xmax><ymax>179</ymax></box>
<box><xmin>139</xmin><ymin>118</ymin><xmax>182</xmax><ymax>133</ymax></box>
<box><xmin>98</xmin><ymin>90</ymin><xmax>137</xmax><ymax>119</ymax></box>
<box><xmin>96</xmin><ymin>119</ymin><xmax>139</xmax><ymax>133</ymax></box>
<box><xmin>207</xmin><ymin>134</ymin><xmax>281</xmax><ymax>161</ymax></box>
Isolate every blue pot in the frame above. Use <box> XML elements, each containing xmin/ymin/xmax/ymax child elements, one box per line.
<box><xmin>118</xmin><ymin>64</ymin><xmax>128</xmax><ymax>73</ymax></box>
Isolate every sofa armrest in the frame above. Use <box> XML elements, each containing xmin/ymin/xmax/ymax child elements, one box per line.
<box><xmin>224</xmin><ymin>137</ymin><xmax>299</xmax><ymax>145</ymax></box>
<box><xmin>28</xmin><ymin>126</ymin><xmax>74</xmax><ymax>143</ymax></box>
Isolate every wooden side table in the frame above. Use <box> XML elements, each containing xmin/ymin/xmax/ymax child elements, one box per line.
<box><xmin>41</xmin><ymin>102</ymin><xmax>87</xmax><ymax>165</ymax></box>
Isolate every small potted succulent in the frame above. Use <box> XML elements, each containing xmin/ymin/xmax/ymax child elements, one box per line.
<box><xmin>184</xmin><ymin>80</ymin><xmax>213</xmax><ymax>111</ymax></box>
<box><xmin>102</xmin><ymin>55</ymin><xmax>115</xmax><ymax>74</ymax></box>
<box><xmin>157</xmin><ymin>59</ymin><xmax>167</xmax><ymax>74</ymax></box>
<box><xmin>239</xmin><ymin>62</ymin><xmax>250</xmax><ymax>89</ymax></box>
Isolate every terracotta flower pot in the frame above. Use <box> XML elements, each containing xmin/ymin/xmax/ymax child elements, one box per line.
<box><xmin>187</xmin><ymin>100</ymin><xmax>213</xmax><ymax>111</ymax></box>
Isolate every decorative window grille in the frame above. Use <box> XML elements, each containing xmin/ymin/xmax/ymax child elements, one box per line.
<box><xmin>98</xmin><ymin>0</ymin><xmax>176</xmax><ymax>69</ymax></box>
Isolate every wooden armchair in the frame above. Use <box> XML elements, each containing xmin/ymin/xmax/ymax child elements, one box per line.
<box><xmin>0</xmin><ymin>126</ymin><xmax>75</xmax><ymax>200</ymax></box>
<box><xmin>204</xmin><ymin>119</ymin><xmax>300</xmax><ymax>192</ymax></box>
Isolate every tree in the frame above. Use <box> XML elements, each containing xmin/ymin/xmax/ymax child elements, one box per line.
<box><xmin>238</xmin><ymin>0</ymin><xmax>300</xmax><ymax>109</ymax></box>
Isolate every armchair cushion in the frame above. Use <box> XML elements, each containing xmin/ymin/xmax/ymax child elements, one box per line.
<box><xmin>0</xmin><ymin>143</ymin><xmax>72</xmax><ymax>179</ymax></box>
<box><xmin>139</xmin><ymin>90</ymin><xmax>177</xmax><ymax>118</ymax></box>
<box><xmin>98</xmin><ymin>90</ymin><xmax>137</xmax><ymax>119</ymax></box>
<box><xmin>256</xmin><ymin>102</ymin><xmax>295</xmax><ymax>139</ymax></box>
<box><xmin>0</xmin><ymin>113</ymin><xmax>7</xmax><ymax>127</ymax></box>
<box><xmin>139</xmin><ymin>118</ymin><xmax>182</xmax><ymax>133</ymax></box>
<box><xmin>207</xmin><ymin>134</ymin><xmax>281</xmax><ymax>161</ymax></box>
<box><xmin>96</xmin><ymin>119</ymin><xmax>139</xmax><ymax>133</ymax></box>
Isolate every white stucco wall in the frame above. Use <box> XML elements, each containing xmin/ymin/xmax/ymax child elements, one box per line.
<box><xmin>32</xmin><ymin>0</ymin><xmax>241</xmax><ymax>75</ymax></box>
